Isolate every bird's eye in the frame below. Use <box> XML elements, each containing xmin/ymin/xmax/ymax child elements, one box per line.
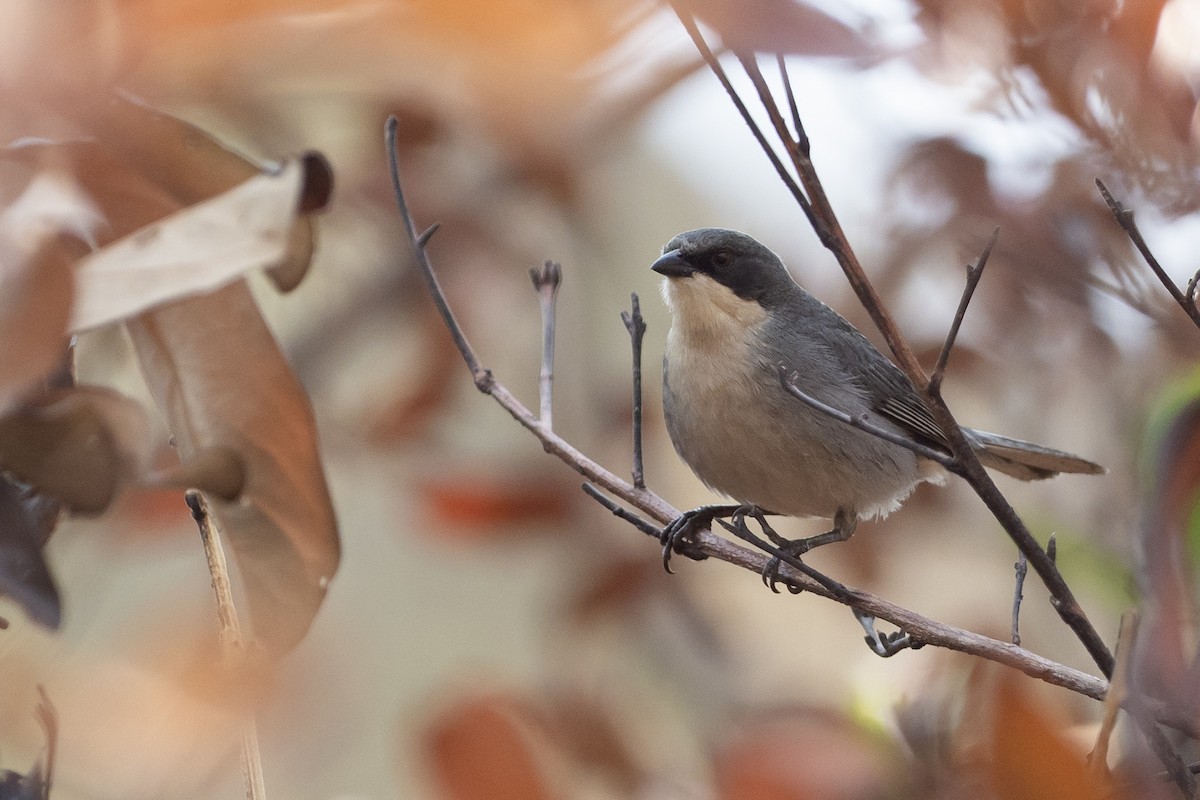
<box><xmin>711</xmin><ymin>250</ymin><xmax>731</xmax><ymax>268</ymax></box>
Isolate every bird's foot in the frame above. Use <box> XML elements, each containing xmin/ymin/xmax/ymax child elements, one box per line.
<box><xmin>659</xmin><ymin>504</ymin><xmax>744</xmax><ymax>573</ymax></box>
<box><xmin>760</xmin><ymin>510</ymin><xmax>857</xmax><ymax>593</ymax></box>
<box><xmin>854</xmin><ymin>608</ymin><xmax>924</xmax><ymax>657</ymax></box>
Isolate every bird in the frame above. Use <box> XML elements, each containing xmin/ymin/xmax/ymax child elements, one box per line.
<box><xmin>652</xmin><ymin>227</ymin><xmax>1103</xmax><ymax>574</ymax></box>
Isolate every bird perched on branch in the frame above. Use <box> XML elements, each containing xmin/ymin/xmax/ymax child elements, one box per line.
<box><xmin>653</xmin><ymin>227</ymin><xmax>1103</xmax><ymax>570</ymax></box>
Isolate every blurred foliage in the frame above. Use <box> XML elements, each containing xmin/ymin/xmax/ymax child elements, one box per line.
<box><xmin>1</xmin><ymin>0</ymin><xmax>1199</xmax><ymax>798</ymax></box>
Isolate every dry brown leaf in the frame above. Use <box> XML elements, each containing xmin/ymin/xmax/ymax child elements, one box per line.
<box><xmin>715</xmin><ymin>710</ymin><xmax>894</xmax><ymax>800</ymax></box>
<box><xmin>678</xmin><ymin>0</ymin><xmax>871</xmax><ymax>58</ymax></box>
<box><xmin>981</xmin><ymin>674</ymin><xmax>1111</xmax><ymax>800</ymax></box>
<box><xmin>126</xmin><ymin>281</ymin><xmax>339</xmax><ymax>655</ymax></box>
<box><xmin>0</xmin><ymin>385</ymin><xmax>151</xmax><ymax>514</ymax></box>
<box><xmin>0</xmin><ymin>173</ymin><xmax>82</xmax><ymax>412</ymax></box>
<box><xmin>69</xmin><ymin>158</ymin><xmax>308</xmax><ymax>331</ymax></box>
<box><xmin>82</xmin><ymin>93</ymin><xmax>328</xmax><ymax>292</ymax></box>
<box><xmin>420</xmin><ymin>473</ymin><xmax>574</xmax><ymax>535</ymax></box>
<box><xmin>424</xmin><ymin>693</ymin><xmax>558</xmax><ymax>800</ymax></box>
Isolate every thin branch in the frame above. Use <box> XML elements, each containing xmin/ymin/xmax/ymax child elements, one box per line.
<box><xmin>1092</xmin><ymin>611</ymin><xmax>1132</xmax><ymax>777</ymax></box>
<box><xmin>733</xmin><ymin>50</ymin><xmax>927</xmax><ymax>383</ymax></box>
<box><xmin>675</xmin><ymin>42</ymin><xmax>1117</xmax><ymax>679</ymax></box>
<box><xmin>1096</xmin><ymin>178</ymin><xmax>1200</xmax><ymax>330</ymax></box>
<box><xmin>1012</xmin><ymin>550</ymin><xmax>1027</xmax><ymax>646</ymax></box>
<box><xmin>666</xmin><ymin>4</ymin><xmax>818</xmax><ymax>232</ymax></box>
<box><xmin>581</xmin><ymin>482</ymin><xmax>659</xmax><ymax>537</ymax></box>
<box><xmin>621</xmin><ymin>293</ymin><xmax>647</xmax><ymax>489</ymax></box>
<box><xmin>530</xmin><ymin>261</ymin><xmax>561</xmax><ymax>428</ymax></box>
<box><xmin>775</xmin><ymin>53</ymin><xmax>808</xmax><ymax>154</ymax></box>
<box><xmin>716</xmin><ymin>512</ymin><xmax>852</xmax><ymax>600</ymax></box>
<box><xmin>384</xmin><ymin>114</ymin><xmax>1114</xmax><ymax>712</ymax></box>
<box><xmin>778</xmin><ymin>368</ymin><xmax>956</xmax><ymax>469</ymax></box>
<box><xmin>185</xmin><ymin>492</ymin><xmax>266</xmax><ymax>800</ymax></box>
<box><xmin>386</xmin><ymin>117</ymin><xmax>490</xmax><ymax>390</ymax></box>
<box><xmin>930</xmin><ymin>228</ymin><xmax>998</xmax><ymax>392</ymax></box>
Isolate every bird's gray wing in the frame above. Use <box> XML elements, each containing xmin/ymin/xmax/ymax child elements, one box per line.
<box><xmin>801</xmin><ymin>296</ymin><xmax>951</xmax><ymax>452</ymax></box>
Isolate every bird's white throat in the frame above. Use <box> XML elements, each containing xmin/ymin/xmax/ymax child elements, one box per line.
<box><xmin>660</xmin><ymin>273</ymin><xmax>768</xmax><ymax>349</ymax></box>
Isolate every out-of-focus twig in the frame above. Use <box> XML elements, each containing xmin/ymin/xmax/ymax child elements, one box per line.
<box><xmin>530</xmin><ymin>261</ymin><xmax>561</xmax><ymax>428</ymax></box>
<box><xmin>621</xmin><ymin>293</ymin><xmax>647</xmax><ymax>489</ymax></box>
<box><xmin>186</xmin><ymin>492</ymin><xmax>266</xmax><ymax>800</ymax></box>
<box><xmin>1096</xmin><ymin>179</ymin><xmax>1200</xmax><ymax>331</ymax></box>
<box><xmin>1012</xmin><ymin>550</ymin><xmax>1027</xmax><ymax>646</ymax></box>
<box><xmin>931</xmin><ymin>228</ymin><xmax>997</xmax><ymax>392</ymax></box>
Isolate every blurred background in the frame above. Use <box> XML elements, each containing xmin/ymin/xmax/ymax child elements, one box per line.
<box><xmin>3</xmin><ymin>0</ymin><xmax>1200</xmax><ymax>797</ymax></box>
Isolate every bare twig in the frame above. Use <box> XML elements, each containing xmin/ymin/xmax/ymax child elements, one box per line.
<box><xmin>530</xmin><ymin>261</ymin><xmax>561</xmax><ymax>427</ymax></box>
<box><xmin>186</xmin><ymin>492</ymin><xmax>266</xmax><ymax>800</ymax></box>
<box><xmin>387</xmin><ymin>117</ymin><xmax>489</xmax><ymax>390</ymax></box>
<box><xmin>621</xmin><ymin>293</ymin><xmax>647</xmax><ymax>489</ymax></box>
<box><xmin>1096</xmin><ymin>178</ymin><xmax>1200</xmax><ymax>331</ymax></box>
<box><xmin>384</xmin><ymin>114</ymin><xmax>1114</xmax><ymax>709</ymax></box>
<box><xmin>1091</xmin><ymin>611</ymin><xmax>1132</xmax><ymax>777</ymax></box>
<box><xmin>733</xmin><ymin>50</ymin><xmax>927</xmax><ymax>382</ymax></box>
<box><xmin>666</xmin><ymin>4</ymin><xmax>817</xmax><ymax>231</ymax></box>
<box><xmin>1012</xmin><ymin>550</ymin><xmax>1027</xmax><ymax>646</ymax></box>
<box><xmin>775</xmin><ymin>53</ymin><xmax>808</xmax><ymax>153</ymax></box>
<box><xmin>34</xmin><ymin>686</ymin><xmax>55</xmax><ymax>800</ymax></box>
<box><xmin>581</xmin><ymin>482</ymin><xmax>659</xmax><ymax>537</ymax></box>
<box><xmin>931</xmin><ymin>228</ymin><xmax>998</xmax><ymax>392</ymax></box>
<box><xmin>1098</xmin><ymin>612</ymin><xmax>1198</xmax><ymax>797</ymax></box>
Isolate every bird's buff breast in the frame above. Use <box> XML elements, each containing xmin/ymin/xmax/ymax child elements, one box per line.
<box><xmin>661</xmin><ymin>276</ymin><xmax>924</xmax><ymax>519</ymax></box>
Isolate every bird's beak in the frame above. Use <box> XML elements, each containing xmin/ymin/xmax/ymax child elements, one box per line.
<box><xmin>651</xmin><ymin>249</ymin><xmax>695</xmax><ymax>278</ymax></box>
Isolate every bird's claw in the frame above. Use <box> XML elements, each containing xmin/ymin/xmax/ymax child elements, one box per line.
<box><xmin>855</xmin><ymin>608</ymin><xmax>924</xmax><ymax>657</ymax></box>
<box><xmin>761</xmin><ymin>540</ymin><xmax>809</xmax><ymax>594</ymax></box>
<box><xmin>659</xmin><ymin>507</ymin><xmax>726</xmax><ymax>572</ymax></box>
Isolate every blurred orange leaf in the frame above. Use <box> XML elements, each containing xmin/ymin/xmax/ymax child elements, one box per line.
<box><xmin>421</xmin><ymin>474</ymin><xmax>574</xmax><ymax>534</ymax></box>
<box><xmin>715</xmin><ymin>710</ymin><xmax>893</xmax><ymax>800</ymax></box>
<box><xmin>981</xmin><ymin>674</ymin><xmax>1110</xmax><ymax>800</ymax></box>
<box><xmin>0</xmin><ymin>176</ymin><xmax>79</xmax><ymax>413</ymax></box>
<box><xmin>678</xmin><ymin>0</ymin><xmax>871</xmax><ymax>58</ymax></box>
<box><xmin>424</xmin><ymin>693</ymin><xmax>558</xmax><ymax>800</ymax></box>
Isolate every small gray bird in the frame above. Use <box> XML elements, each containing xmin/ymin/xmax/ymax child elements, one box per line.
<box><xmin>653</xmin><ymin>228</ymin><xmax>1102</xmax><ymax>565</ymax></box>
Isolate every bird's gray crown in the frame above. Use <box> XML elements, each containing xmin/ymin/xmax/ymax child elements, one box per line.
<box><xmin>652</xmin><ymin>228</ymin><xmax>794</xmax><ymax>307</ymax></box>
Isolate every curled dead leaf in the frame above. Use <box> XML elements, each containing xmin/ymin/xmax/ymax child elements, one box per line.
<box><xmin>143</xmin><ymin>446</ymin><xmax>246</xmax><ymax>502</ymax></box>
<box><xmin>83</xmin><ymin>93</ymin><xmax>326</xmax><ymax>292</ymax></box>
<box><xmin>424</xmin><ymin>693</ymin><xmax>558</xmax><ymax>800</ymax></box>
<box><xmin>127</xmin><ymin>281</ymin><xmax>339</xmax><ymax>655</ymax></box>
<box><xmin>0</xmin><ymin>173</ymin><xmax>82</xmax><ymax>413</ymax></box>
<box><xmin>68</xmin><ymin>158</ymin><xmax>311</xmax><ymax>331</ymax></box>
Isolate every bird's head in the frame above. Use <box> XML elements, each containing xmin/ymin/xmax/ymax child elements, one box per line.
<box><xmin>652</xmin><ymin>228</ymin><xmax>794</xmax><ymax>331</ymax></box>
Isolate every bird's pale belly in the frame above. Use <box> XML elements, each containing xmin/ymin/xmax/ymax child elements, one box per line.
<box><xmin>663</xmin><ymin>337</ymin><xmax>928</xmax><ymax>520</ymax></box>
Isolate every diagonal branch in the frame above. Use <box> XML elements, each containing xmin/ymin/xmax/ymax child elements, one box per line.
<box><xmin>931</xmin><ymin>227</ymin><xmax>998</xmax><ymax>392</ymax></box>
<box><xmin>1096</xmin><ymin>178</ymin><xmax>1200</xmax><ymax>331</ymax></box>
<box><xmin>672</xmin><ymin>38</ymin><xmax>1116</xmax><ymax>679</ymax></box>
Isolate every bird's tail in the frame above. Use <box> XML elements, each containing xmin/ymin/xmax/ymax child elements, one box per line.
<box><xmin>965</xmin><ymin>428</ymin><xmax>1105</xmax><ymax>481</ymax></box>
